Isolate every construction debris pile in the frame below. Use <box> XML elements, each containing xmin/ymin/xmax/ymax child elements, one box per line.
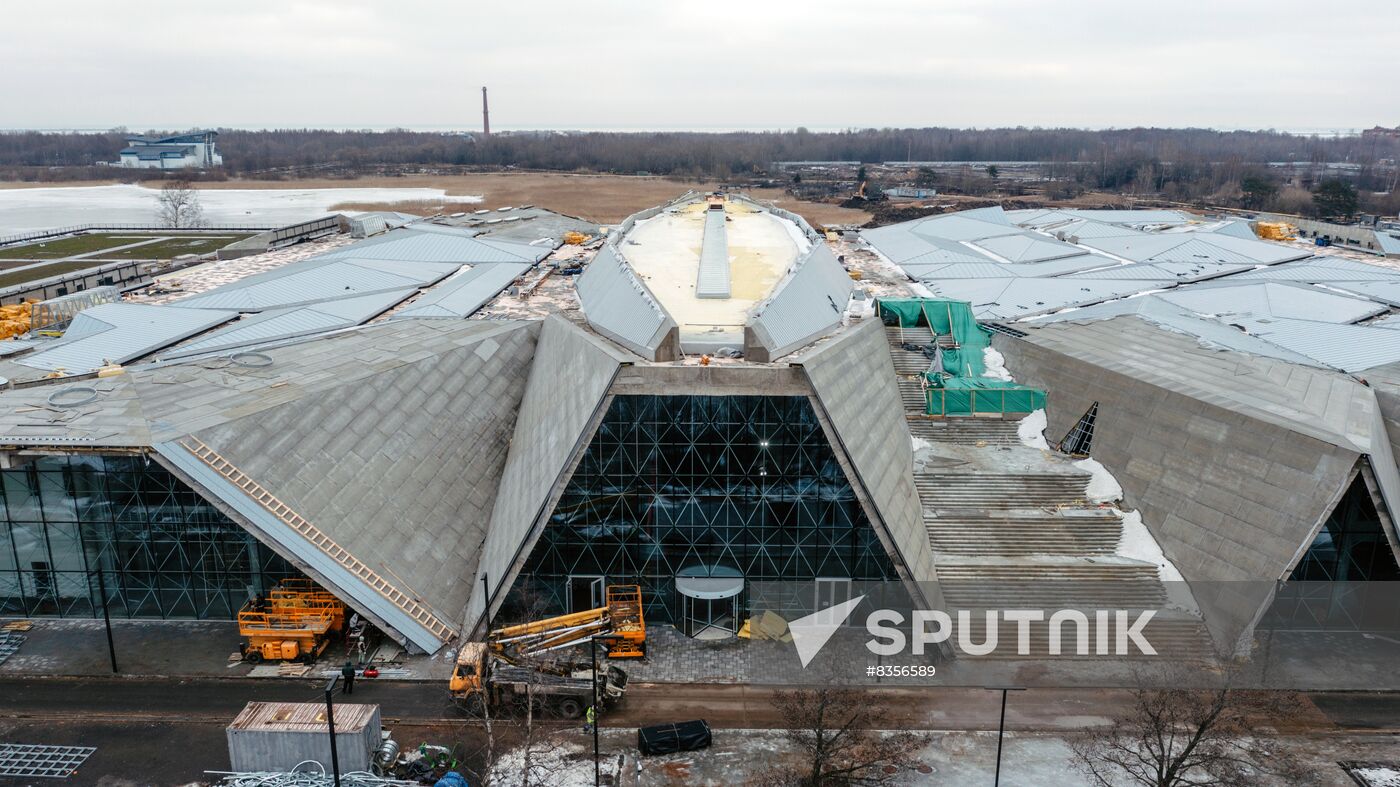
<box><xmin>738</xmin><ymin>610</ymin><xmax>792</xmax><ymax>642</ymax></box>
<box><xmin>208</xmin><ymin>769</ymin><xmax>420</xmax><ymax>787</ymax></box>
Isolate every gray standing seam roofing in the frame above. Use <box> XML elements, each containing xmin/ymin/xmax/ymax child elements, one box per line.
<box><xmin>696</xmin><ymin>208</ymin><xmax>732</xmax><ymax>299</ymax></box>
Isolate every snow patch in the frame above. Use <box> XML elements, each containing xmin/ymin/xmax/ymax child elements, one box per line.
<box><xmin>1117</xmin><ymin>510</ymin><xmax>1186</xmax><ymax>585</ymax></box>
<box><xmin>0</xmin><ymin>183</ymin><xmax>483</xmax><ymax>233</ymax></box>
<box><xmin>982</xmin><ymin>347</ymin><xmax>1014</xmax><ymax>381</ymax></box>
<box><xmin>490</xmin><ymin>741</ymin><xmax>609</xmax><ymax>787</ymax></box>
<box><xmin>1074</xmin><ymin>457</ymin><xmax>1122</xmax><ymax>504</ymax></box>
<box><xmin>775</xmin><ymin>211</ymin><xmax>815</xmax><ymax>254</ymax></box>
<box><xmin>1017</xmin><ymin>409</ymin><xmax>1050</xmax><ymax>450</ymax></box>
<box><xmin>1352</xmin><ymin>766</ymin><xmax>1400</xmax><ymax>787</ymax></box>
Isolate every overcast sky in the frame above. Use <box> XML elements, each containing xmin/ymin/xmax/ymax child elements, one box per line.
<box><xmin>3</xmin><ymin>0</ymin><xmax>1396</xmax><ymax>132</ymax></box>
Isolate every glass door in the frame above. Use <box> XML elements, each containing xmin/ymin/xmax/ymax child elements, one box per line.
<box><xmin>567</xmin><ymin>575</ymin><xmax>605</xmax><ymax>613</ymax></box>
<box><xmin>682</xmin><ymin>594</ymin><xmax>738</xmax><ymax>640</ymax></box>
<box><xmin>815</xmin><ymin>577</ymin><xmax>852</xmax><ymax>624</ymax></box>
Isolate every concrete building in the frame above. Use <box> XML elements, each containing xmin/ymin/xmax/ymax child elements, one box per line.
<box><xmin>0</xmin><ymin>198</ymin><xmax>1394</xmax><ymax>672</ymax></box>
<box><xmin>116</xmin><ymin>131</ymin><xmax>222</xmax><ymax>169</ymax></box>
<box><xmin>862</xmin><ymin>204</ymin><xmax>1400</xmax><ymax>652</ymax></box>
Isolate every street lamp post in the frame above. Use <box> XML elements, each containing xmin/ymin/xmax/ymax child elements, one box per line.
<box><xmin>91</xmin><ymin>568</ymin><xmax>117</xmax><ymax>673</ymax></box>
<box><xmin>325</xmin><ymin>675</ymin><xmax>343</xmax><ymax>787</ymax></box>
<box><xmin>590</xmin><ymin>636</ymin><xmax>600</xmax><ymax>787</ymax></box>
<box><xmin>989</xmin><ymin>686</ymin><xmax>1024</xmax><ymax>787</ymax></box>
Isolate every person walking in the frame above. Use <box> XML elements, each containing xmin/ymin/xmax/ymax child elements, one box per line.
<box><xmin>583</xmin><ymin>705</ymin><xmax>596</xmax><ymax>734</ymax></box>
<box><xmin>341</xmin><ymin>661</ymin><xmax>356</xmax><ymax>695</ymax></box>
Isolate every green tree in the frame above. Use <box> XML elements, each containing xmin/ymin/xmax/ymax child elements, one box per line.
<box><xmin>1239</xmin><ymin>173</ymin><xmax>1277</xmax><ymax>209</ymax></box>
<box><xmin>792</xmin><ymin>172</ymin><xmax>802</xmax><ymax>184</ymax></box>
<box><xmin>1312</xmin><ymin>179</ymin><xmax>1359</xmax><ymax>220</ymax></box>
<box><xmin>986</xmin><ymin>164</ymin><xmax>999</xmax><ymax>179</ymax></box>
<box><xmin>856</xmin><ymin>166</ymin><xmax>867</xmax><ymax>183</ymax></box>
<box><xmin>915</xmin><ymin>167</ymin><xmax>939</xmax><ymax>187</ymax></box>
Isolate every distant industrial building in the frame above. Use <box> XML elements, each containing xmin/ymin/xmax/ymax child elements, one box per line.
<box><xmin>116</xmin><ymin>131</ymin><xmax>222</xmax><ymax>169</ymax></box>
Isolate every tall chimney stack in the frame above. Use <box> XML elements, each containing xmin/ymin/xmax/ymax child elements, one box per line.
<box><xmin>481</xmin><ymin>86</ymin><xmax>490</xmax><ymax>136</ymax></box>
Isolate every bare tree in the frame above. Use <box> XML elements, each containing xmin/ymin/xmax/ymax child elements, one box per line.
<box><xmin>756</xmin><ymin>684</ymin><xmax>923</xmax><ymax>786</ymax></box>
<box><xmin>1070</xmin><ymin>665</ymin><xmax>1312</xmax><ymax>787</ymax></box>
<box><xmin>481</xmin><ymin>584</ymin><xmax>575</xmax><ymax>787</ymax></box>
<box><xmin>156</xmin><ymin>178</ymin><xmax>206</xmax><ymax>228</ymax></box>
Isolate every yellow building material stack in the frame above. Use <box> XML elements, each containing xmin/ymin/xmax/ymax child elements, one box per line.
<box><xmin>1255</xmin><ymin>222</ymin><xmax>1297</xmax><ymax>241</ymax></box>
<box><xmin>0</xmin><ymin>301</ymin><xmax>35</xmax><ymax>340</ymax></box>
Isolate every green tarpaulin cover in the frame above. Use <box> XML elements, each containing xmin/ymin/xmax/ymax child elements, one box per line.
<box><xmin>926</xmin><ymin>377</ymin><xmax>1047</xmax><ymax>415</ymax></box>
<box><xmin>878</xmin><ymin>297</ymin><xmax>1047</xmax><ymax>416</ymax></box>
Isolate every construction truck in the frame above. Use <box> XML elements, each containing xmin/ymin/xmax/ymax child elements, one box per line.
<box><xmin>238</xmin><ymin>579</ymin><xmax>347</xmax><ymax>664</ymax></box>
<box><xmin>490</xmin><ymin>585</ymin><xmax>646</xmax><ymax>659</ymax></box>
<box><xmin>449</xmin><ymin>642</ymin><xmax>628</xmax><ymax>719</ymax></box>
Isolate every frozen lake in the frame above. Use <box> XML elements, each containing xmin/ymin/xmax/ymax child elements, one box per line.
<box><xmin>0</xmin><ymin>184</ymin><xmax>483</xmax><ymax>234</ymax></box>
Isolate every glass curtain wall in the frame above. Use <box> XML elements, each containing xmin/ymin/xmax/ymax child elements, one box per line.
<box><xmin>514</xmin><ymin>395</ymin><xmax>897</xmax><ymax>624</ymax></box>
<box><xmin>0</xmin><ymin>454</ymin><xmax>296</xmax><ymax>619</ymax></box>
<box><xmin>1268</xmin><ymin>473</ymin><xmax>1400</xmax><ymax>631</ymax></box>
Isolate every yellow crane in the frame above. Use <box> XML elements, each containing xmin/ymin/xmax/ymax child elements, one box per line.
<box><xmin>489</xmin><ymin>585</ymin><xmax>646</xmax><ymax>659</ymax></box>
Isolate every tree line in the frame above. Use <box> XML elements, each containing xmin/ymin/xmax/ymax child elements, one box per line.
<box><xmin>1</xmin><ymin>126</ymin><xmax>1395</xmax><ymax>174</ymax></box>
<box><xmin>1</xmin><ymin>126</ymin><xmax>1395</xmax><ymax>218</ymax></box>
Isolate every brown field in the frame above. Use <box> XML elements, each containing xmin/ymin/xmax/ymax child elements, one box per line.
<box><xmin>310</xmin><ymin>172</ymin><xmax>871</xmax><ymax>226</ymax></box>
<box><xmin>0</xmin><ymin>172</ymin><xmax>871</xmax><ymax>227</ymax></box>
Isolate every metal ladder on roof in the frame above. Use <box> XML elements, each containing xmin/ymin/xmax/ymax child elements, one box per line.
<box><xmin>178</xmin><ymin>436</ymin><xmax>458</xmax><ymax>643</ymax></box>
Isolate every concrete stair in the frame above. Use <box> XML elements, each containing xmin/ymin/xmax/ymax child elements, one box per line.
<box><xmin>898</xmin><ymin>379</ymin><xmax>928</xmax><ymax>411</ymax></box>
<box><xmin>887</xmin><ymin>326</ymin><xmax>959</xmax><ymax>375</ymax></box>
<box><xmin>934</xmin><ymin>562</ymin><xmax>1167</xmax><ymax>608</ymax></box>
<box><xmin>884</xmin><ymin>318</ymin><xmax>1216</xmax><ymax>662</ymax></box>
<box><xmin>926</xmin><ymin>512</ymin><xmax>1122</xmax><ymax>555</ymax></box>
<box><xmin>907</xmin><ymin>417</ymin><xmax>1023</xmax><ymax>446</ymax></box>
<box><xmin>914</xmin><ymin>472</ymin><xmax>1090</xmax><ymax>511</ymax></box>
<box><xmin>939</xmin><ymin>612</ymin><xmax>1215</xmax><ymax>660</ymax></box>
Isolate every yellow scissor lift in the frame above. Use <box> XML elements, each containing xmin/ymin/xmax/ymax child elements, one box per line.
<box><xmin>239</xmin><ymin>579</ymin><xmax>347</xmax><ymax>664</ymax></box>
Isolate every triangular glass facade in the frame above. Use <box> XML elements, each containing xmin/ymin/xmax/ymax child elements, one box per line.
<box><xmin>512</xmin><ymin>395</ymin><xmax>898</xmax><ymax>625</ymax></box>
<box><xmin>1289</xmin><ymin>475</ymin><xmax>1399</xmax><ymax>582</ymax></box>
<box><xmin>1267</xmin><ymin>471</ymin><xmax>1400</xmax><ymax>632</ymax></box>
<box><xmin>0</xmin><ymin>454</ymin><xmax>296</xmax><ymax>619</ymax></box>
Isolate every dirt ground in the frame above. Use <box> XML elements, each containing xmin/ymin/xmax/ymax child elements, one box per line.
<box><xmin>0</xmin><ymin>173</ymin><xmax>871</xmax><ymax>228</ymax></box>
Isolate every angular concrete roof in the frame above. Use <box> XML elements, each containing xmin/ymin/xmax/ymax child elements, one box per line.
<box><xmin>0</xmin><ymin>375</ymin><xmax>150</xmax><ymax>447</ymax></box>
<box><xmin>466</xmin><ymin>315</ymin><xmax>636</xmax><ymax>635</ymax></box>
<box><xmin>1017</xmin><ymin>316</ymin><xmax>1385</xmax><ymax>454</ymax></box>
<box><xmin>165</xmin><ymin>320</ymin><xmax>541</xmax><ymax>653</ymax></box>
<box><xmin>0</xmin><ymin>319</ymin><xmax>545</xmax><ymax>652</ymax></box>
<box><xmin>996</xmin><ymin>317</ymin><xmax>1399</xmax><ymax>595</ymax></box>
<box><xmin>575</xmin><ymin>244</ymin><xmax>678</xmax><ymax>360</ymax></box>
<box><xmin>746</xmin><ymin>244</ymin><xmax>853</xmax><ymax>361</ymax></box>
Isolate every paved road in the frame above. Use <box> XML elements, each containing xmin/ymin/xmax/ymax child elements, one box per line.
<box><xmin>4</xmin><ymin>677</ymin><xmax>1398</xmax><ymax>731</ymax></box>
<box><xmin>2</xmin><ymin>678</ymin><xmax>1397</xmax><ymax>785</ymax></box>
<box><xmin>0</xmin><ymin>676</ymin><xmax>455</xmax><ymax>723</ymax></box>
